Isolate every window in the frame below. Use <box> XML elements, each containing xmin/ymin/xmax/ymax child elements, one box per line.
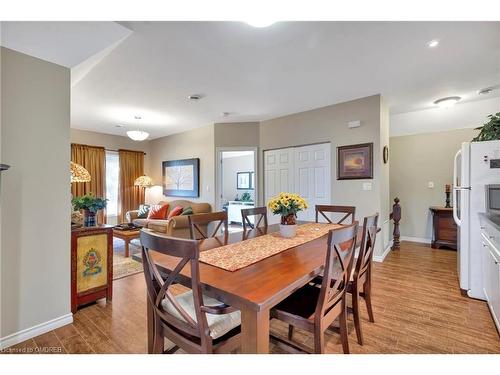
<box><xmin>105</xmin><ymin>151</ymin><xmax>119</xmax><ymax>224</ymax></box>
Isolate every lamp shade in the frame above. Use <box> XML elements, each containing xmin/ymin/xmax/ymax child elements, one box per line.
<box><xmin>70</xmin><ymin>162</ymin><xmax>91</xmax><ymax>183</ymax></box>
<box><xmin>134</xmin><ymin>175</ymin><xmax>153</xmax><ymax>188</ymax></box>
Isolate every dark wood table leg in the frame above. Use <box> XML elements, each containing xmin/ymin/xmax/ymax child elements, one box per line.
<box><xmin>147</xmin><ymin>298</ymin><xmax>154</xmax><ymax>354</ymax></box>
<box><xmin>124</xmin><ymin>238</ymin><xmax>130</xmax><ymax>257</ymax></box>
<box><xmin>241</xmin><ymin>307</ymin><xmax>270</xmax><ymax>354</ymax></box>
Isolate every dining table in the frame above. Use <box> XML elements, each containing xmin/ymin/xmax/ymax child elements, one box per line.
<box><xmin>147</xmin><ymin>221</ymin><xmax>362</xmax><ymax>354</ymax></box>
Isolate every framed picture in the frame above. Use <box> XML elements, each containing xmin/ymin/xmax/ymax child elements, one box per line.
<box><xmin>237</xmin><ymin>171</ymin><xmax>254</xmax><ymax>190</ymax></box>
<box><xmin>337</xmin><ymin>143</ymin><xmax>373</xmax><ymax>180</ymax></box>
<box><xmin>162</xmin><ymin>158</ymin><xmax>200</xmax><ymax>197</ymax></box>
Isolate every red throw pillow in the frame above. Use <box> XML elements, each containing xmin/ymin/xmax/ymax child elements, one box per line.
<box><xmin>168</xmin><ymin>206</ymin><xmax>184</xmax><ymax>219</ymax></box>
<box><xmin>147</xmin><ymin>204</ymin><xmax>169</xmax><ymax>220</ymax></box>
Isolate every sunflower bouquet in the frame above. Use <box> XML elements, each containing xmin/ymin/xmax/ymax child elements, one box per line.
<box><xmin>267</xmin><ymin>192</ymin><xmax>308</xmax><ymax>225</ymax></box>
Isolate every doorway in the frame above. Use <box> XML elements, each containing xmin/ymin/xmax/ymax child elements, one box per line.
<box><xmin>216</xmin><ymin>147</ymin><xmax>258</xmax><ymax>233</ymax></box>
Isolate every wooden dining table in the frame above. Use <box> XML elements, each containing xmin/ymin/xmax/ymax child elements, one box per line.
<box><xmin>147</xmin><ymin>222</ymin><xmax>360</xmax><ymax>354</ymax></box>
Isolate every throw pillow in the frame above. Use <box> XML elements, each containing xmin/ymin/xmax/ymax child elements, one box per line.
<box><xmin>181</xmin><ymin>206</ymin><xmax>193</xmax><ymax>215</ymax></box>
<box><xmin>137</xmin><ymin>204</ymin><xmax>150</xmax><ymax>219</ymax></box>
<box><xmin>168</xmin><ymin>206</ymin><xmax>184</xmax><ymax>219</ymax></box>
<box><xmin>147</xmin><ymin>204</ymin><xmax>169</xmax><ymax>220</ymax></box>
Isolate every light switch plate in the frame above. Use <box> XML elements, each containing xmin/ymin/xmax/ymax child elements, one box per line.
<box><xmin>362</xmin><ymin>182</ymin><xmax>372</xmax><ymax>191</ymax></box>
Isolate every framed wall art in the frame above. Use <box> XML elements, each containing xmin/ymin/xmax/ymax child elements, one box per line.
<box><xmin>162</xmin><ymin>158</ymin><xmax>200</xmax><ymax>197</ymax></box>
<box><xmin>337</xmin><ymin>142</ymin><xmax>373</xmax><ymax>180</ymax></box>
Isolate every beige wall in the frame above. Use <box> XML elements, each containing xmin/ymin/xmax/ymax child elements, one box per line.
<box><xmin>260</xmin><ymin>95</ymin><xmax>390</xmax><ymax>255</ymax></box>
<box><xmin>214</xmin><ymin>122</ymin><xmax>260</xmax><ymax>148</ymax></box>
<box><xmin>390</xmin><ymin>128</ymin><xmax>477</xmax><ymax>240</ymax></box>
<box><xmin>147</xmin><ymin>124</ymin><xmax>215</xmax><ymax>207</ymax></box>
<box><xmin>1</xmin><ymin>48</ymin><xmax>71</xmax><ymax>345</ymax></box>
<box><xmin>70</xmin><ymin>128</ymin><xmax>152</xmax><ymax>175</ymax></box>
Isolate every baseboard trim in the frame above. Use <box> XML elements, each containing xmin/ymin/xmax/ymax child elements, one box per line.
<box><xmin>401</xmin><ymin>236</ymin><xmax>431</xmax><ymax>244</ymax></box>
<box><xmin>373</xmin><ymin>241</ymin><xmax>392</xmax><ymax>263</ymax></box>
<box><xmin>0</xmin><ymin>313</ymin><xmax>73</xmax><ymax>350</ymax></box>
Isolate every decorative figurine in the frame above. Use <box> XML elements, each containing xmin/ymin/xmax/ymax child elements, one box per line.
<box><xmin>445</xmin><ymin>184</ymin><xmax>452</xmax><ymax>208</ymax></box>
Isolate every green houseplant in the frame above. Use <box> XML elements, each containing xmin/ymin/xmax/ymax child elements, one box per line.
<box><xmin>472</xmin><ymin>112</ymin><xmax>500</xmax><ymax>142</ymax></box>
<box><xmin>72</xmin><ymin>194</ymin><xmax>108</xmax><ymax>227</ymax></box>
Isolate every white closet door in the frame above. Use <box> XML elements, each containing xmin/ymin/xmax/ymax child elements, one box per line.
<box><xmin>294</xmin><ymin>143</ymin><xmax>331</xmax><ymax>222</ymax></box>
<box><xmin>264</xmin><ymin>148</ymin><xmax>294</xmax><ymax>224</ymax></box>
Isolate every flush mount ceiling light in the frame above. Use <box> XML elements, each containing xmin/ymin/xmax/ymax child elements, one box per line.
<box><xmin>187</xmin><ymin>94</ymin><xmax>203</xmax><ymax>100</ymax></box>
<box><xmin>434</xmin><ymin>96</ymin><xmax>461</xmax><ymax>108</ymax></box>
<box><xmin>245</xmin><ymin>20</ymin><xmax>276</xmax><ymax>28</ymax></box>
<box><xmin>479</xmin><ymin>88</ymin><xmax>493</xmax><ymax>95</ymax></box>
<box><xmin>427</xmin><ymin>39</ymin><xmax>439</xmax><ymax>48</ymax></box>
<box><xmin>127</xmin><ymin>130</ymin><xmax>149</xmax><ymax>141</ymax></box>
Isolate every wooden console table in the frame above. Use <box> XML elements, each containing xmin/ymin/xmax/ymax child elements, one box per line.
<box><xmin>71</xmin><ymin>225</ymin><xmax>113</xmax><ymax>313</ymax></box>
<box><xmin>429</xmin><ymin>207</ymin><xmax>457</xmax><ymax>250</ymax></box>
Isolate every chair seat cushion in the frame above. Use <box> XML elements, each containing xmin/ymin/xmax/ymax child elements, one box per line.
<box><xmin>272</xmin><ymin>284</ymin><xmax>320</xmax><ymax>320</ymax></box>
<box><xmin>161</xmin><ymin>291</ymin><xmax>241</xmax><ymax>339</ymax></box>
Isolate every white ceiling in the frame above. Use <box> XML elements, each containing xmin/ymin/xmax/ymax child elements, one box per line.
<box><xmin>2</xmin><ymin>21</ymin><xmax>500</xmax><ymax>139</ymax></box>
<box><xmin>0</xmin><ymin>21</ymin><xmax>132</xmax><ymax>67</ymax></box>
<box><xmin>391</xmin><ymin>96</ymin><xmax>500</xmax><ymax>137</ymax></box>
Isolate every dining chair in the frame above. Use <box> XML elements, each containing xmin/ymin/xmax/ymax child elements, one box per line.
<box><xmin>140</xmin><ymin>229</ymin><xmax>241</xmax><ymax>354</ymax></box>
<box><xmin>241</xmin><ymin>206</ymin><xmax>268</xmax><ymax>231</ymax></box>
<box><xmin>349</xmin><ymin>213</ymin><xmax>379</xmax><ymax>345</ymax></box>
<box><xmin>188</xmin><ymin>211</ymin><xmax>228</xmax><ymax>240</ymax></box>
<box><xmin>270</xmin><ymin>223</ymin><xmax>359</xmax><ymax>354</ymax></box>
<box><xmin>315</xmin><ymin>205</ymin><xmax>356</xmax><ymax>224</ymax></box>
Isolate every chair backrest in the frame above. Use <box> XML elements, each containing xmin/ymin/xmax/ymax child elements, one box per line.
<box><xmin>140</xmin><ymin>229</ymin><xmax>210</xmax><ymax>346</ymax></box>
<box><xmin>241</xmin><ymin>206</ymin><xmax>268</xmax><ymax>231</ymax></box>
<box><xmin>315</xmin><ymin>223</ymin><xmax>358</xmax><ymax>320</ymax></box>
<box><xmin>354</xmin><ymin>213</ymin><xmax>379</xmax><ymax>281</ymax></box>
<box><xmin>188</xmin><ymin>211</ymin><xmax>228</xmax><ymax>239</ymax></box>
<box><xmin>315</xmin><ymin>205</ymin><xmax>356</xmax><ymax>224</ymax></box>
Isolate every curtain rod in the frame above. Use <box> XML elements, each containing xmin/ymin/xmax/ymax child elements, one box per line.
<box><xmin>71</xmin><ymin>143</ymin><xmax>146</xmax><ymax>155</ymax></box>
<box><xmin>106</xmin><ymin>148</ymin><xmax>147</xmax><ymax>155</ymax></box>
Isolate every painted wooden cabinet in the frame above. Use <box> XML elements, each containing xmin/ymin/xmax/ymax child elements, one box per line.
<box><xmin>479</xmin><ymin>217</ymin><xmax>500</xmax><ymax>336</ymax></box>
<box><xmin>71</xmin><ymin>225</ymin><xmax>113</xmax><ymax>313</ymax></box>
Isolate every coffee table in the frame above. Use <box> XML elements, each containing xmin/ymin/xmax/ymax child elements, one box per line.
<box><xmin>112</xmin><ymin>228</ymin><xmax>141</xmax><ymax>257</ymax></box>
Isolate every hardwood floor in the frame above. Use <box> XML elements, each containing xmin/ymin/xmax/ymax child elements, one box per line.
<box><xmin>3</xmin><ymin>241</ymin><xmax>500</xmax><ymax>354</ymax></box>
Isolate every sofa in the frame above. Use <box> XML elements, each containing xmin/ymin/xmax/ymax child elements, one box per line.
<box><xmin>126</xmin><ymin>200</ymin><xmax>211</xmax><ymax>239</ymax></box>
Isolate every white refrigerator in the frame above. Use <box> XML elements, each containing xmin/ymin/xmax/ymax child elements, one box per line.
<box><xmin>453</xmin><ymin>140</ymin><xmax>500</xmax><ymax>300</ymax></box>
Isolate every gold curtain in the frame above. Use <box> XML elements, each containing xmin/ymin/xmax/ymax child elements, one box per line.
<box><xmin>118</xmin><ymin>149</ymin><xmax>145</xmax><ymax>223</ymax></box>
<box><xmin>71</xmin><ymin>143</ymin><xmax>106</xmax><ymax>224</ymax></box>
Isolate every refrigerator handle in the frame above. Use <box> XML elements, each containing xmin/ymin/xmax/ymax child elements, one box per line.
<box><xmin>453</xmin><ymin>149</ymin><xmax>461</xmax><ymax>227</ymax></box>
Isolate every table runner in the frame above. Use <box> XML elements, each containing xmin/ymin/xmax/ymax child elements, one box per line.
<box><xmin>199</xmin><ymin>222</ymin><xmax>341</xmax><ymax>272</ymax></box>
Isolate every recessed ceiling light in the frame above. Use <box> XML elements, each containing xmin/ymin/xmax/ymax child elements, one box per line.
<box><xmin>479</xmin><ymin>88</ymin><xmax>493</xmax><ymax>95</ymax></box>
<box><xmin>127</xmin><ymin>130</ymin><xmax>149</xmax><ymax>141</ymax></box>
<box><xmin>188</xmin><ymin>94</ymin><xmax>203</xmax><ymax>100</ymax></box>
<box><xmin>245</xmin><ymin>20</ymin><xmax>276</xmax><ymax>28</ymax></box>
<box><xmin>134</xmin><ymin>115</ymin><xmax>142</xmax><ymax>120</ymax></box>
<box><xmin>427</xmin><ymin>39</ymin><xmax>439</xmax><ymax>48</ymax></box>
<box><xmin>434</xmin><ymin>96</ymin><xmax>461</xmax><ymax>108</ymax></box>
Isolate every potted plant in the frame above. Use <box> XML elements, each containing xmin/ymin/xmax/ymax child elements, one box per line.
<box><xmin>267</xmin><ymin>192</ymin><xmax>308</xmax><ymax>238</ymax></box>
<box><xmin>72</xmin><ymin>194</ymin><xmax>108</xmax><ymax>227</ymax></box>
<box><xmin>472</xmin><ymin>112</ymin><xmax>500</xmax><ymax>141</ymax></box>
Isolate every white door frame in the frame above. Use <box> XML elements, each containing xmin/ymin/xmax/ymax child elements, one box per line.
<box><xmin>215</xmin><ymin>146</ymin><xmax>259</xmax><ymax>212</ymax></box>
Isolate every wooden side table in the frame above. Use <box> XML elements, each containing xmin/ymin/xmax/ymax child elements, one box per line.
<box><xmin>112</xmin><ymin>228</ymin><xmax>141</xmax><ymax>257</ymax></box>
<box><xmin>71</xmin><ymin>225</ymin><xmax>113</xmax><ymax>313</ymax></box>
<box><xmin>429</xmin><ymin>207</ymin><xmax>457</xmax><ymax>250</ymax></box>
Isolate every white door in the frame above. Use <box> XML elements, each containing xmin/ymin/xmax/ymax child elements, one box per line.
<box><xmin>294</xmin><ymin>144</ymin><xmax>331</xmax><ymax>222</ymax></box>
<box><xmin>264</xmin><ymin>143</ymin><xmax>331</xmax><ymax>224</ymax></box>
<box><xmin>264</xmin><ymin>148</ymin><xmax>294</xmax><ymax>224</ymax></box>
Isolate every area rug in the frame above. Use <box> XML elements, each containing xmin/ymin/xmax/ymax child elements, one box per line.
<box><xmin>113</xmin><ymin>253</ymin><xmax>143</xmax><ymax>280</ymax></box>
<box><xmin>113</xmin><ymin>237</ymin><xmax>143</xmax><ymax>280</ymax></box>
